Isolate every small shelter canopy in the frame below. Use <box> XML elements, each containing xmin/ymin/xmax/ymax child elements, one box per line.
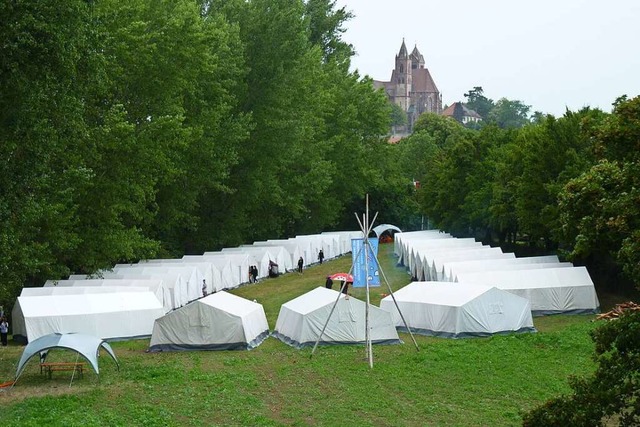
<box><xmin>15</xmin><ymin>332</ymin><xmax>119</xmax><ymax>379</ymax></box>
<box><xmin>373</xmin><ymin>224</ymin><xmax>402</xmax><ymax>238</ymax></box>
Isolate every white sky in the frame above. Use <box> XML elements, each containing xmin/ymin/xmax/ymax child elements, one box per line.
<box><xmin>335</xmin><ymin>0</ymin><xmax>640</xmax><ymax>116</ymax></box>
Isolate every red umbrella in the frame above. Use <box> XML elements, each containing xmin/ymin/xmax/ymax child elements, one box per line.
<box><xmin>329</xmin><ymin>273</ymin><xmax>354</xmax><ymax>282</ymax></box>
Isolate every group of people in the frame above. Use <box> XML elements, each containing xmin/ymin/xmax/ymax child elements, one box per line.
<box><xmin>248</xmin><ymin>265</ymin><xmax>259</xmax><ymax>283</ymax></box>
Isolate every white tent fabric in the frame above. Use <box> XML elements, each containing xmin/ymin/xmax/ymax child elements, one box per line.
<box><xmin>428</xmin><ymin>247</ymin><xmax>515</xmax><ymax>281</ymax></box>
<box><xmin>15</xmin><ymin>332</ymin><xmax>119</xmax><ymax>379</ymax></box>
<box><xmin>443</xmin><ymin>256</ymin><xmax>568</xmax><ymax>282</ymax></box>
<box><xmin>196</xmin><ymin>252</ymin><xmax>259</xmax><ymax>288</ymax></box>
<box><xmin>14</xmin><ymin>292</ymin><xmax>164</xmax><ymax>343</ymax></box>
<box><xmin>380</xmin><ymin>282</ymin><xmax>535</xmax><ymax>338</ymax></box>
<box><xmin>253</xmin><ymin>240</ymin><xmax>304</xmax><ymax>272</ymax></box>
<box><xmin>148</xmin><ymin>292</ymin><xmax>269</xmax><ymax>351</ymax></box>
<box><xmin>42</xmin><ymin>278</ymin><xmax>172</xmax><ymax>313</ymax></box>
<box><xmin>242</xmin><ymin>245</ymin><xmax>293</xmax><ymax>273</ymax></box>
<box><xmin>372</xmin><ymin>224</ymin><xmax>402</xmax><ymax>237</ymax></box>
<box><xmin>393</xmin><ymin>230</ymin><xmax>451</xmax><ymax>265</ymax></box>
<box><xmin>112</xmin><ymin>265</ymin><xmax>203</xmax><ymax>306</ymax></box>
<box><xmin>221</xmin><ymin>247</ymin><xmax>272</xmax><ymax>280</ymax></box>
<box><xmin>272</xmin><ymin>287</ymin><xmax>401</xmax><ymax>348</ymax></box>
<box><xmin>141</xmin><ymin>259</ymin><xmax>224</xmax><ymax>294</ymax></box>
<box><xmin>321</xmin><ymin>231</ymin><xmax>362</xmax><ymax>255</ymax></box>
<box><xmin>456</xmin><ymin>266</ymin><xmax>600</xmax><ymax>315</ymax></box>
<box><xmin>411</xmin><ymin>242</ymin><xmax>485</xmax><ymax>280</ymax></box>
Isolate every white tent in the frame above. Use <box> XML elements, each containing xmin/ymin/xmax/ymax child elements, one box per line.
<box><xmin>272</xmin><ymin>287</ymin><xmax>401</xmax><ymax>348</ymax></box>
<box><xmin>112</xmin><ymin>264</ymin><xmax>203</xmax><ymax>305</ymax></box>
<box><xmin>372</xmin><ymin>224</ymin><xmax>402</xmax><ymax>238</ymax></box>
<box><xmin>393</xmin><ymin>230</ymin><xmax>451</xmax><ymax>265</ymax></box>
<box><xmin>380</xmin><ymin>282</ymin><xmax>535</xmax><ymax>338</ymax></box>
<box><xmin>15</xmin><ymin>333</ymin><xmax>119</xmax><ymax>380</ymax></box>
<box><xmin>321</xmin><ymin>231</ymin><xmax>362</xmax><ymax>255</ymax></box>
<box><xmin>148</xmin><ymin>291</ymin><xmax>269</xmax><ymax>351</ymax></box>
<box><xmin>242</xmin><ymin>244</ymin><xmax>293</xmax><ymax>273</ymax></box>
<box><xmin>221</xmin><ymin>247</ymin><xmax>272</xmax><ymax>280</ymax></box>
<box><xmin>42</xmin><ymin>278</ymin><xmax>172</xmax><ymax>313</ymax></box>
<box><xmin>253</xmin><ymin>240</ymin><xmax>304</xmax><ymax>272</ymax></box>
<box><xmin>141</xmin><ymin>259</ymin><xmax>224</xmax><ymax>294</ymax></box>
<box><xmin>411</xmin><ymin>242</ymin><xmax>485</xmax><ymax>280</ymax></box>
<box><xmin>456</xmin><ymin>266</ymin><xmax>600</xmax><ymax>315</ymax></box>
<box><xmin>443</xmin><ymin>256</ymin><xmax>566</xmax><ymax>282</ymax></box>
<box><xmin>195</xmin><ymin>252</ymin><xmax>259</xmax><ymax>288</ymax></box>
<box><xmin>428</xmin><ymin>247</ymin><xmax>515</xmax><ymax>281</ymax></box>
<box><xmin>13</xmin><ymin>291</ymin><xmax>164</xmax><ymax>343</ymax></box>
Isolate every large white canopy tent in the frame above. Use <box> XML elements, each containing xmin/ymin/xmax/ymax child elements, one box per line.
<box><xmin>13</xmin><ymin>291</ymin><xmax>164</xmax><ymax>343</ymax></box>
<box><xmin>221</xmin><ymin>247</ymin><xmax>273</xmax><ymax>280</ymax></box>
<box><xmin>194</xmin><ymin>252</ymin><xmax>259</xmax><ymax>288</ymax></box>
<box><xmin>456</xmin><ymin>266</ymin><xmax>600</xmax><ymax>315</ymax></box>
<box><xmin>272</xmin><ymin>287</ymin><xmax>401</xmax><ymax>348</ymax></box>
<box><xmin>15</xmin><ymin>332</ymin><xmax>119</xmax><ymax>381</ymax></box>
<box><xmin>240</xmin><ymin>244</ymin><xmax>294</xmax><ymax>273</ymax></box>
<box><xmin>380</xmin><ymin>282</ymin><xmax>535</xmax><ymax>338</ymax></box>
<box><xmin>148</xmin><ymin>291</ymin><xmax>269</xmax><ymax>352</ymax></box>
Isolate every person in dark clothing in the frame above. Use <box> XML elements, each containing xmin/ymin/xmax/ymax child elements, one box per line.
<box><xmin>251</xmin><ymin>265</ymin><xmax>258</xmax><ymax>283</ymax></box>
<box><xmin>297</xmin><ymin>256</ymin><xmax>304</xmax><ymax>273</ymax></box>
<box><xmin>325</xmin><ymin>276</ymin><xmax>333</xmax><ymax>289</ymax></box>
<box><xmin>341</xmin><ymin>281</ymin><xmax>352</xmax><ymax>298</ymax></box>
<box><xmin>318</xmin><ymin>249</ymin><xmax>324</xmax><ymax>264</ymax></box>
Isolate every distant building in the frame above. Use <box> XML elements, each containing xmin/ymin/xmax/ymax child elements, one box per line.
<box><xmin>373</xmin><ymin>39</ymin><xmax>442</xmax><ymax>133</ymax></box>
<box><xmin>442</xmin><ymin>102</ymin><xmax>482</xmax><ymax>125</ymax></box>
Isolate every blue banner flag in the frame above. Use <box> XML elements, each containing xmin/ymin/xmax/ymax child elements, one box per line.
<box><xmin>351</xmin><ymin>238</ymin><xmax>380</xmax><ymax>287</ymax></box>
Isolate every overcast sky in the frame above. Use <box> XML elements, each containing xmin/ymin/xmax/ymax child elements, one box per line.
<box><xmin>334</xmin><ymin>0</ymin><xmax>640</xmax><ymax>116</ymax></box>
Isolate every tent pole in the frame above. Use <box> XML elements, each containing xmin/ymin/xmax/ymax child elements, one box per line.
<box><xmin>373</xmin><ymin>249</ymin><xmax>420</xmax><ymax>351</ymax></box>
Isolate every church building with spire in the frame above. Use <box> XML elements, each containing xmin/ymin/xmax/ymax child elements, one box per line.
<box><xmin>373</xmin><ymin>39</ymin><xmax>442</xmax><ymax>133</ymax></box>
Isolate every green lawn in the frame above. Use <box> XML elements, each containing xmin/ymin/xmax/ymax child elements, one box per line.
<box><xmin>0</xmin><ymin>244</ymin><xmax>605</xmax><ymax>426</ymax></box>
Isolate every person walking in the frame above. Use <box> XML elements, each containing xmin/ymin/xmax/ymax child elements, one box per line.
<box><xmin>297</xmin><ymin>256</ymin><xmax>304</xmax><ymax>273</ymax></box>
<box><xmin>202</xmin><ymin>279</ymin><xmax>208</xmax><ymax>297</ymax></box>
<box><xmin>318</xmin><ymin>249</ymin><xmax>324</xmax><ymax>264</ymax></box>
<box><xmin>0</xmin><ymin>317</ymin><xmax>9</xmax><ymax>346</ymax></box>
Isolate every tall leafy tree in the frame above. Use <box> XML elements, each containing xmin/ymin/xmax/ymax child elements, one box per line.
<box><xmin>487</xmin><ymin>98</ymin><xmax>531</xmax><ymax>128</ymax></box>
<box><xmin>463</xmin><ymin>86</ymin><xmax>494</xmax><ymax>119</ymax></box>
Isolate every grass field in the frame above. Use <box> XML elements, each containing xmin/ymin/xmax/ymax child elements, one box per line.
<box><xmin>0</xmin><ymin>244</ymin><xmax>609</xmax><ymax>426</ymax></box>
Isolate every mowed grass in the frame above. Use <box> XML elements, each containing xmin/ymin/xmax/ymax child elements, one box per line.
<box><xmin>0</xmin><ymin>244</ymin><xmax>605</xmax><ymax>426</ymax></box>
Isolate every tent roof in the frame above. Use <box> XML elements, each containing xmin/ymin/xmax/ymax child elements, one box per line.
<box><xmin>15</xmin><ymin>332</ymin><xmax>119</xmax><ymax>379</ymax></box>
<box><xmin>281</xmin><ymin>287</ymin><xmax>346</xmax><ymax>315</ymax></box>
<box><xmin>373</xmin><ymin>224</ymin><xmax>402</xmax><ymax>237</ymax></box>
<box><xmin>390</xmin><ymin>282</ymin><xmax>493</xmax><ymax>306</ymax></box>
<box><xmin>200</xmin><ymin>291</ymin><xmax>262</xmax><ymax>317</ymax></box>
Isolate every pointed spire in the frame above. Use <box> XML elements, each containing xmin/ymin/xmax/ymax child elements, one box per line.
<box><xmin>398</xmin><ymin>38</ymin><xmax>408</xmax><ymax>57</ymax></box>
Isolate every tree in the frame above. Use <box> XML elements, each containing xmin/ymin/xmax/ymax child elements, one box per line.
<box><xmin>557</xmin><ymin>97</ymin><xmax>640</xmax><ymax>284</ymax></box>
<box><xmin>523</xmin><ymin>311</ymin><xmax>640</xmax><ymax>426</ymax></box>
<box><xmin>487</xmin><ymin>98</ymin><xmax>531</xmax><ymax>128</ymax></box>
<box><xmin>463</xmin><ymin>86</ymin><xmax>494</xmax><ymax>119</ymax></box>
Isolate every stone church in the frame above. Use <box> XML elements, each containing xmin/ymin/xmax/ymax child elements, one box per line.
<box><xmin>373</xmin><ymin>39</ymin><xmax>442</xmax><ymax>133</ymax></box>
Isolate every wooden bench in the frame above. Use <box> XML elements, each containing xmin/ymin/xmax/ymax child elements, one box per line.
<box><xmin>40</xmin><ymin>362</ymin><xmax>86</xmax><ymax>379</ymax></box>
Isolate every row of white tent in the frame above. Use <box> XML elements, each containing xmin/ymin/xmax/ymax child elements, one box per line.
<box><xmin>12</xmin><ymin>231</ymin><xmax>362</xmax><ymax>344</ymax></box>
<box><xmin>394</xmin><ymin>230</ymin><xmax>600</xmax><ymax>315</ymax></box>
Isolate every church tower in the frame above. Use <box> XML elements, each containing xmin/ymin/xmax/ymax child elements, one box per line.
<box><xmin>393</xmin><ymin>39</ymin><xmax>412</xmax><ymax>112</ymax></box>
<box><xmin>372</xmin><ymin>39</ymin><xmax>442</xmax><ymax>134</ymax></box>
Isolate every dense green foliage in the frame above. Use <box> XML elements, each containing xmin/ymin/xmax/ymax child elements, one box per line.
<box><xmin>405</xmin><ymin>96</ymin><xmax>639</xmax><ymax>293</ymax></box>
<box><xmin>523</xmin><ymin>311</ymin><xmax>640</xmax><ymax>426</ymax></box>
<box><xmin>0</xmin><ymin>0</ymin><xmax>412</xmax><ymax>306</ymax></box>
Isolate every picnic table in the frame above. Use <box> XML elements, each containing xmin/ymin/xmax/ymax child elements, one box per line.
<box><xmin>40</xmin><ymin>362</ymin><xmax>86</xmax><ymax>379</ymax></box>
